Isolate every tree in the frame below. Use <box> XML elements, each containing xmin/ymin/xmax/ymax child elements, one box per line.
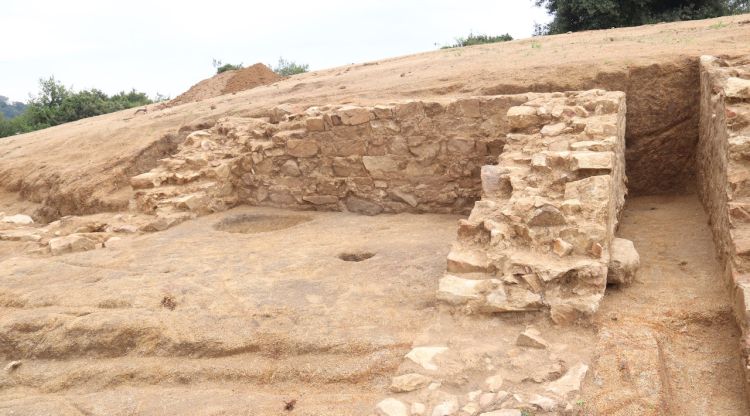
<box><xmin>212</xmin><ymin>59</ymin><xmax>243</xmax><ymax>74</ymax></box>
<box><xmin>1</xmin><ymin>77</ymin><xmax>155</xmax><ymax>139</ymax></box>
<box><xmin>535</xmin><ymin>0</ymin><xmax>750</xmax><ymax>35</ymax></box>
<box><xmin>272</xmin><ymin>57</ymin><xmax>309</xmax><ymax>76</ymax></box>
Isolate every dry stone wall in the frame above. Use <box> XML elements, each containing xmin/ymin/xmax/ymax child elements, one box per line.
<box><xmin>437</xmin><ymin>90</ymin><xmax>627</xmax><ymax>323</ymax></box>
<box><xmin>129</xmin><ymin>95</ymin><xmax>563</xmax><ymax>222</ymax></box>
<box><xmin>697</xmin><ymin>55</ymin><xmax>750</xmax><ymax>394</ymax></box>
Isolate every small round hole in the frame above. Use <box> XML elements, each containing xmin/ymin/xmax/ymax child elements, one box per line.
<box><xmin>338</xmin><ymin>252</ymin><xmax>376</xmax><ymax>262</ymax></box>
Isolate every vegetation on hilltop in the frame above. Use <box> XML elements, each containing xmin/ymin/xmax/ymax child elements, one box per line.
<box><xmin>441</xmin><ymin>33</ymin><xmax>514</xmax><ymax>49</ymax></box>
<box><xmin>0</xmin><ymin>77</ymin><xmax>160</xmax><ymax>139</ymax></box>
<box><xmin>535</xmin><ymin>0</ymin><xmax>750</xmax><ymax>34</ymax></box>
<box><xmin>272</xmin><ymin>57</ymin><xmax>309</xmax><ymax>76</ymax></box>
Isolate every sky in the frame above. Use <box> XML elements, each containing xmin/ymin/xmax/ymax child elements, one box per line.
<box><xmin>0</xmin><ymin>1</ymin><xmax>552</xmax><ymax>103</ymax></box>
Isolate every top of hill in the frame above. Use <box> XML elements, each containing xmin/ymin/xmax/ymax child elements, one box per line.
<box><xmin>2</xmin><ymin>14</ymin><xmax>750</xmax><ymax>217</ymax></box>
<box><xmin>167</xmin><ymin>63</ymin><xmax>282</xmax><ymax>107</ymax></box>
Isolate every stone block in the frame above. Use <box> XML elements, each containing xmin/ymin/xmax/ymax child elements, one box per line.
<box><xmin>362</xmin><ymin>156</ymin><xmax>400</xmax><ymax>178</ymax></box>
<box><xmin>507</xmin><ymin>106</ymin><xmax>539</xmax><ymax>130</ymax></box>
<box><xmin>286</xmin><ymin>139</ymin><xmax>319</xmax><ymax>157</ymax></box>
<box><xmin>570</xmin><ymin>151</ymin><xmax>613</xmax><ymax>171</ymax></box>
<box><xmin>305</xmin><ymin>117</ymin><xmax>325</xmax><ymax>132</ymax></box>
<box><xmin>337</xmin><ymin>105</ymin><xmax>372</xmax><ymax>125</ymax></box>
<box><xmin>49</xmin><ymin>234</ymin><xmax>98</xmax><ymax>256</ymax></box>
<box><xmin>447</xmin><ymin>245</ymin><xmax>493</xmax><ymax>274</ymax></box>
<box><xmin>345</xmin><ymin>196</ymin><xmax>383</xmax><ymax>216</ymax></box>
<box><xmin>726</xmin><ymin>77</ymin><xmax>750</xmax><ymax>99</ymax></box>
<box><xmin>608</xmin><ymin>238</ymin><xmax>640</xmax><ymax>286</ymax></box>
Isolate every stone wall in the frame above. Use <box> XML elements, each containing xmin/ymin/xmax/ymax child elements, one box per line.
<box><xmin>129</xmin><ymin>95</ymin><xmax>565</xmax><ymax>221</ymax></box>
<box><xmin>436</xmin><ymin>90</ymin><xmax>628</xmax><ymax>323</ymax></box>
<box><xmin>697</xmin><ymin>55</ymin><xmax>750</xmax><ymax>395</ymax></box>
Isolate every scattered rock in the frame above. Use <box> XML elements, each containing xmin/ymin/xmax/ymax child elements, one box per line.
<box><xmin>608</xmin><ymin>238</ymin><xmax>640</xmax><ymax>286</ymax></box>
<box><xmin>546</xmin><ymin>362</ymin><xmax>588</xmax><ymax>398</ymax></box>
<box><xmin>516</xmin><ymin>327</ymin><xmax>549</xmax><ymax>349</ymax></box>
<box><xmin>48</xmin><ymin>234</ymin><xmax>98</xmax><ymax>256</ymax></box>
<box><xmin>431</xmin><ymin>397</ymin><xmax>459</xmax><ymax>416</ymax></box>
<box><xmin>1</xmin><ymin>214</ymin><xmax>33</xmax><ymax>225</ymax></box>
<box><xmin>376</xmin><ymin>398</ymin><xmax>409</xmax><ymax>416</ymax></box>
<box><xmin>390</xmin><ymin>373</ymin><xmax>432</xmax><ymax>392</ymax></box>
<box><xmin>405</xmin><ymin>346</ymin><xmax>448</xmax><ymax>371</ymax></box>
<box><xmin>0</xmin><ymin>229</ymin><xmax>42</xmax><ymax>242</ymax></box>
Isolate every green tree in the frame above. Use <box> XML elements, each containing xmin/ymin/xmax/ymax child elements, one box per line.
<box><xmin>272</xmin><ymin>57</ymin><xmax>309</xmax><ymax>76</ymax></box>
<box><xmin>535</xmin><ymin>0</ymin><xmax>750</xmax><ymax>35</ymax></box>
<box><xmin>1</xmin><ymin>77</ymin><xmax>155</xmax><ymax>139</ymax></box>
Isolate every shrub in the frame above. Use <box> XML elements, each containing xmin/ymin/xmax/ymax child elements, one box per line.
<box><xmin>441</xmin><ymin>32</ymin><xmax>513</xmax><ymax>49</ymax></box>
<box><xmin>272</xmin><ymin>57</ymin><xmax>309</xmax><ymax>76</ymax></box>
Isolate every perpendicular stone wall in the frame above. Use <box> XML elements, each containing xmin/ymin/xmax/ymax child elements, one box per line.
<box><xmin>697</xmin><ymin>55</ymin><xmax>750</xmax><ymax>396</ymax></box>
<box><xmin>436</xmin><ymin>90</ymin><xmax>627</xmax><ymax>324</ymax></box>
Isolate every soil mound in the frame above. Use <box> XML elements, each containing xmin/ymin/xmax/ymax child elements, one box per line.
<box><xmin>168</xmin><ymin>63</ymin><xmax>281</xmax><ymax>107</ymax></box>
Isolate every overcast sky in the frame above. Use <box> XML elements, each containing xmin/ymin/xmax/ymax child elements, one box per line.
<box><xmin>1</xmin><ymin>1</ymin><xmax>551</xmax><ymax>102</ymax></box>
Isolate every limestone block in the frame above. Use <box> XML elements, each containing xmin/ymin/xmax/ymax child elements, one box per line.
<box><xmin>552</xmin><ymin>238</ymin><xmax>574</xmax><ymax>257</ymax></box>
<box><xmin>337</xmin><ymin>105</ymin><xmax>372</xmax><ymax>125</ymax></box>
<box><xmin>431</xmin><ymin>398</ymin><xmax>459</xmax><ymax>416</ymax></box>
<box><xmin>516</xmin><ymin>327</ymin><xmax>549</xmax><ymax>349</ymax></box>
<box><xmin>332</xmin><ymin>157</ymin><xmax>367</xmax><ymax>177</ymax></box>
<box><xmin>570</xmin><ymin>151</ymin><xmax>613</xmax><ymax>171</ymax></box>
<box><xmin>446</xmin><ymin>245</ymin><xmax>493</xmax><ymax>274</ymax></box>
<box><xmin>541</xmin><ymin>122</ymin><xmax>566</xmax><ymax>137</ymax></box>
<box><xmin>528</xmin><ymin>205</ymin><xmax>566</xmax><ymax>227</ymax></box>
<box><xmin>130</xmin><ymin>171</ymin><xmax>164</xmax><ymax>189</ymax></box>
<box><xmin>372</xmin><ymin>105</ymin><xmax>394</xmax><ymax>119</ymax></box>
<box><xmin>280</xmin><ymin>159</ymin><xmax>301</xmax><ymax>177</ymax></box>
<box><xmin>484</xmin><ymin>287</ymin><xmax>543</xmax><ymax>312</ymax></box>
<box><xmin>390</xmin><ymin>189</ymin><xmax>418</xmax><ymax>207</ymax></box>
<box><xmin>0</xmin><ymin>229</ymin><xmax>42</xmax><ymax>242</ymax></box>
<box><xmin>0</xmin><ymin>214</ymin><xmax>34</xmax><ymax>225</ymax></box>
<box><xmin>305</xmin><ymin>117</ymin><xmax>325</xmax><ymax>132</ymax></box>
<box><xmin>376</xmin><ymin>398</ymin><xmax>408</xmax><ymax>416</ymax></box>
<box><xmin>507</xmin><ymin>106</ymin><xmax>539</xmax><ymax>130</ymax></box>
<box><xmin>437</xmin><ymin>275</ymin><xmax>495</xmax><ymax>304</ymax></box>
<box><xmin>608</xmin><ymin>238</ymin><xmax>640</xmax><ymax>286</ymax></box>
<box><xmin>49</xmin><ymin>234</ymin><xmax>98</xmax><ymax>256</ymax></box>
<box><xmin>545</xmin><ymin>362</ymin><xmax>588</xmax><ymax>398</ymax></box>
<box><xmin>303</xmin><ymin>195</ymin><xmax>339</xmax><ymax>205</ymax></box>
<box><xmin>345</xmin><ymin>196</ymin><xmax>383</xmax><ymax>216</ymax></box>
<box><xmin>405</xmin><ymin>346</ymin><xmax>448</xmax><ymax>371</ymax></box>
<box><xmin>726</xmin><ymin>77</ymin><xmax>750</xmax><ymax>99</ymax></box>
<box><xmin>390</xmin><ymin>373</ymin><xmax>432</xmax><ymax>393</ymax></box>
<box><xmin>363</xmin><ymin>156</ymin><xmax>400</xmax><ymax>178</ymax></box>
<box><xmin>286</xmin><ymin>139</ymin><xmax>319</xmax><ymax>157</ymax></box>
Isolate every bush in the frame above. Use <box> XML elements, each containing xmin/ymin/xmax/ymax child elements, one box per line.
<box><xmin>212</xmin><ymin>59</ymin><xmax>243</xmax><ymax>74</ymax></box>
<box><xmin>441</xmin><ymin>33</ymin><xmax>513</xmax><ymax>49</ymax></box>
<box><xmin>0</xmin><ymin>77</ymin><xmax>155</xmax><ymax>139</ymax></box>
<box><xmin>272</xmin><ymin>57</ymin><xmax>309</xmax><ymax>76</ymax></box>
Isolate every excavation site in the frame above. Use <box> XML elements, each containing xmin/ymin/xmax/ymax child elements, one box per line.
<box><xmin>3</xmin><ymin>14</ymin><xmax>750</xmax><ymax>416</ymax></box>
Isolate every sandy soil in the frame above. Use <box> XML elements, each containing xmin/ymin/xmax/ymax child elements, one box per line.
<box><xmin>583</xmin><ymin>195</ymin><xmax>749</xmax><ymax>415</ymax></box>
<box><xmin>0</xmin><ymin>207</ymin><xmax>459</xmax><ymax>415</ymax></box>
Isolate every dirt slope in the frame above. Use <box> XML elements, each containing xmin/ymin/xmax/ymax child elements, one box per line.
<box><xmin>168</xmin><ymin>63</ymin><xmax>282</xmax><ymax>107</ymax></box>
<box><xmin>2</xmin><ymin>15</ymin><xmax>750</xmax><ymax>218</ymax></box>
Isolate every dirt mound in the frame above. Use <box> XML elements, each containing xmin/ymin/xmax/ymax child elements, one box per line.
<box><xmin>168</xmin><ymin>63</ymin><xmax>281</xmax><ymax>107</ymax></box>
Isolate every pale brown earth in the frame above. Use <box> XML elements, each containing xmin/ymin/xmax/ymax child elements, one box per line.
<box><xmin>583</xmin><ymin>195</ymin><xmax>749</xmax><ymax>415</ymax></box>
<box><xmin>2</xmin><ymin>13</ymin><xmax>750</xmax><ymax>416</ymax></box>
<box><xmin>0</xmin><ymin>207</ymin><xmax>459</xmax><ymax>415</ymax></box>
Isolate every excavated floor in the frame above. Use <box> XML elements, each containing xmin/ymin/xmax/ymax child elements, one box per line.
<box><xmin>583</xmin><ymin>195</ymin><xmax>749</xmax><ymax>415</ymax></box>
<box><xmin>0</xmin><ymin>207</ymin><xmax>459</xmax><ymax>415</ymax></box>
